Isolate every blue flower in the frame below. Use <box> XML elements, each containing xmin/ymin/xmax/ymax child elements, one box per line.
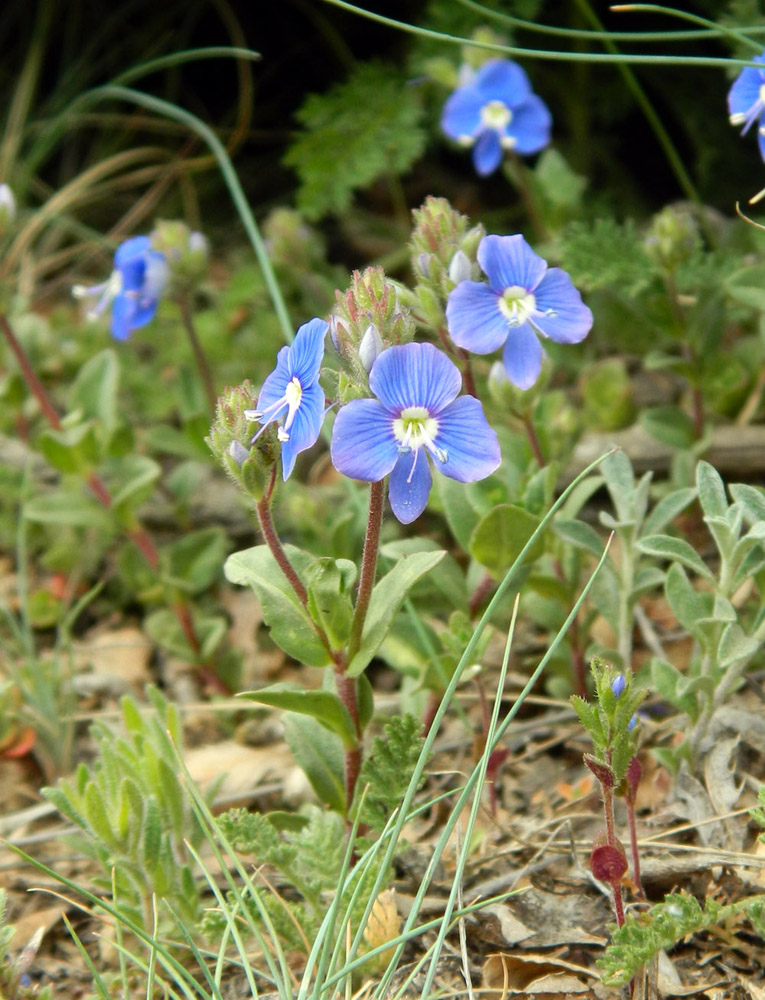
<box><xmin>446</xmin><ymin>234</ymin><xmax>593</xmax><ymax>390</ymax></box>
<box><xmin>611</xmin><ymin>674</ymin><xmax>626</xmax><ymax>698</ymax></box>
<box><xmin>248</xmin><ymin>318</ymin><xmax>327</xmax><ymax>480</ymax></box>
<box><xmin>728</xmin><ymin>53</ymin><xmax>765</xmax><ymax>161</ymax></box>
<box><xmin>73</xmin><ymin>236</ymin><xmax>169</xmax><ymax>341</ymax></box>
<box><xmin>441</xmin><ymin>59</ymin><xmax>552</xmax><ymax>176</ymax></box>
<box><xmin>330</xmin><ymin>342</ymin><xmax>501</xmax><ymax>524</ymax></box>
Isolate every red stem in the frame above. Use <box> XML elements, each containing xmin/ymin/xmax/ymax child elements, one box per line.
<box><xmin>1</xmin><ymin>313</ymin><xmax>63</xmax><ymax>430</ymax></box>
<box><xmin>611</xmin><ymin>882</ymin><xmax>626</xmax><ymax>928</ymax></box>
<box><xmin>255</xmin><ymin>493</ymin><xmax>309</xmax><ymax>607</ymax></box>
<box><xmin>346</xmin><ymin>479</ymin><xmax>385</xmax><ymax>665</ymax></box>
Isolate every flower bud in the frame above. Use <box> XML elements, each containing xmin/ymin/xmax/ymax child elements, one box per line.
<box><xmin>150</xmin><ymin>219</ymin><xmax>209</xmax><ymax>291</ymax></box>
<box><xmin>415</xmin><ymin>253</ymin><xmax>432</xmax><ymax>279</ymax></box>
<box><xmin>448</xmin><ymin>249</ymin><xmax>471</xmax><ymax>286</ymax></box>
<box><xmin>0</xmin><ymin>184</ymin><xmax>16</xmax><ymax>237</ymax></box>
<box><xmin>206</xmin><ymin>381</ymin><xmax>276</xmax><ymax>501</ymax></box>
<box><xmin>611</xmin><ymin>674</ymin><xmax>626</xmax><ymax>698</ymax></box>
<box><xmin>358</xmin><ymin>323</ymin><xmax>383</xmax><ymax>372</ymax></box>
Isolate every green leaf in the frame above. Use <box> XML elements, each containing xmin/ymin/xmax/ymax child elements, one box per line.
<box><xmin>696</xmin><ymin>461</ymin><xmax>727</xmax><ymax>518</ymax></box>
<box><xmin>69</xmin><ymin>349</ymin><xmax>119</xmax><ymax>449</ymax></box>
<box><xmin>240</xmin><ymin>683</ymin><xmax>357</xmax><ymax>748</ymax></box>
<box><xmin>637</xmin><ymin>535</ymin><xmax>714</xmax><ymax>580</ymax></box>
<box><xmin>39</xmin><ymin>422</ymin><xmax>101</xmax><ymax>473</ymax></box>
<box><xmin>601</xmin><ymin>451</ymin><xmax>635</xmax><ymax>522</ymax></box>
<box><xmin>553</xmin><ymin>517</ymin><xmax>604</xmax><ymax>558</ymax></box>
<box><xmin>533</xmin><ymin>147</ymin><xmax>587</xmax><ymax>209</ymax></box>
<box><xmin>642</xmin><ymin>487</ymin><xmax>697</xmax><ymax>537</ymax></box>
<box><xmin>283</xmin><ymin>714</ymin><xmax>345</xmax><ymax>813</ymax></box>
<box><xmin>639</xmin><ymin>406</ymin><xmax>696</xmax><ymax>449</ymax></box>
<box><xmin>285</xmin><ymin>62</ymin><xmax>426</xmax><ymax>220</ymax></box>
<box><xmin>162</xmin><ymin>528</ymin><xmax>229</xmax><ymax>595</ymax></box>
<box><xmin>726</xmin><ymin>264</ymin><xmax>765</xmax><ymax>311</ymax></box>
<box><xmin>470</xmin><ymin>504</ymin><xmax>544</xmax><ymax>576</ymax></box>
<box><xmin>23</xmin><ymin>491</ymin><xmax>112</xmax><ymax>529</ymax></box>
<box><xmin>143</xmin><ymin>609</ymin><xmax>227</xmax><ymax>662</ymax></box>
<box><xmin>435</xmin><ymin>474</ymin><xmax>481</xmax><ymax>551</ymax></box>
<box><xmin>305</xmin><ymin>557</ymin><xmax>356</xmax><ymax>651</ymax></box>
<box><xmin>650</xmin><ymin>659</ymin><xmax>698</xmax><ymax>719</ymax></box>
<box><xmin>348</xmin><ymin>550</ymin><xmax>445</xmax><ymax>678</ymax></box>
<box><xmin>717</xmin><ymin>623</ymin><xmax>759</xmax><ymax>669</ymax></box>
<box><xmin>105</xmin><ymin>454</ymin><xmax>161</xmax><ymax>510</ymax></box>
<box><xmin>225</xmin><ymin>545</ymin><xmax>331</xmax><ymax>667</ymax></box>
<box><xmin>730</xmin><ymin>483</ymin><xmax>765</xmax><ymax>525</ymax></box>
<box><xmin>665</xmin><ymin>563</ymin><xmax>713</xmax><ymax>637</ymax></box>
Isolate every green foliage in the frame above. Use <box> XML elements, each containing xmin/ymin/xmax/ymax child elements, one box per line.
<box><xmin>42</xmin><ymin>687</ymin><xmax>204</xmax><ymax>931</ymax></box>
<box><xmin>284</xmin><ymin>62</ymin><xmax>426</xmax><ymax>220</ymax></box>
<box><xmin>207</xmin><ymin>804</ymin><xmax>386</xmax><ymax>953</ymax></box>
<box><xmin>355</xmin><ymin>714</ymin><xmax>426</xmax><ymax>832</ymax></box>
<box><xmin>598</xmin><ymin>892</ymin><xmax>765</xmax><ymax>987</ymax></box>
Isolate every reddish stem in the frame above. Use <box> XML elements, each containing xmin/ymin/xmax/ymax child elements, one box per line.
<box><xmin>611</xmin><ymin>882</ymin><xmax>626</xmax><ymax>928</ymax></box>
<box><xmin>255</xmin><ymin>493</ymin><xmax>309</xmax><ymax>607</ymax></box>
<box><xmin>346</xmin><ymin>479</ymin><xmax>385</xmax><ymax>665</ymax></box>
<box><xmin>1</xmin><ymin>313</ymin><xmax>63</xmax><ymax>430</ymax></box>
<box><xmin>521</xmin><ymin>412</ymin><xmax>545</xmax><ymax>468</ymax></box>
<box><xmin>456</xmin><ymin>347</ymin><xmax>477</xmax><ymax>398</ymax></box>
<box><xmin>468</xmin><ymin>570</ymin><xmax>494</xmax><ymax>619</ymax></box>
<box><xmin>335</xmin><ymin>670</ymin><xmax>362</xmax><ymax>808</ymax></box>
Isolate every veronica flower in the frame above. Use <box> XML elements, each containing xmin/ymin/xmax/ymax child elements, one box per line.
<box><xmin>331</xmin><ymin>342</ymin><xmax>500</xmax><ymax>524</ymax></box>
<box><xmin>73</xmin><ymin>236</ymin><xmax>169</xmax><ymax>341</ymax></box>
<box><xmin>247</xmin><ymin>318</ymin><xmax>327</xmax><ymax>480</ymax></box>
<box><xmin>611</xmin><ymin>674</ymin><xmax>626</xmax><ymax>698</ymax></box>
<box><xmin>441</xmin><ymin>59</ymin><xmax>551</xmax><ymax>176</ymax></box>
<box><xmin>446</xmin><ymin>234</ymin><xmax>593</xmax><ymax>390</ymax></box>
<box><xmin>728</xmin><ymin>52</ymin><xmax>765</xmax><ymax>161</ymax></box>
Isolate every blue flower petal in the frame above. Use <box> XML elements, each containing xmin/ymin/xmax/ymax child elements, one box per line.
<box><xmin>280</xmin><ymin>382</ymin><xmax>325</xmax><ymax>479</ymax></box>
<box><xmin>478</xmin><ymin>234</ymin><xmax>547</xmax><ymax>294</ymax></box>
<box><xmin>473</xmin><ymin>130</ymin><xmax>504</xmax><ymax>175</ymax></box>
<box><xmin>290</xmin><ymin>318</ymin><xmax>328</xmax><ymax>384</ymax></box>
<box><xmin>508</xmin><ymin>94</ymin><xmax>552</xmax><ymax>154</ymax></box>
<box><xmin>502</xmin><ymin>324</ymin><xmax>544</xmax><ymax>389</ymax></box>
<box><xmin>728</xmin><ymin>58</ymin><xmax>765</xmax><ymax>134</ymax></box>
<box><xmin>115</xmin><ymin>236</ymin><xmax>151</xmax><ymax>269</ymax></box>
<box><xmin>758</xmin><ymin>125</ymin><xmax>765</xmax><ymax>162</ymax></box>
<box><xmin>441</xmin><ymin>85</ymin><xmax>484</xmax><ymax>141</ymax></box>
<box><xmin>110</xmin><ymin>295</ymin><xmax>136</xmax><ymax>341</ymax></box>
<box><xmin>128</xmin><ymin>297</ymin><xmax>160</xmax><ymax>330</ymax></box>
<box><xmin>369</xmin><ymin>342</ymin><xmax>462</xmax><ymax>415</ymax></box>
<box><xmin>447</xmin><ymin>281</ymin><xmax>508</xmax><ymax>355</ymax></box>
<box><xmin>257</xmin><ymin>346</ymin><xmax>291</xmax><ymax>413</ymax></box>
<box><xmin>436</xmin><ymin>396</ymin><xmax>501</xmax><ymax>483</ymax></box>
<box><xmin>388</xmin><ymin>450</ymin><xmax>432</xmax><ymax>524</ymax></box>
<box><xmin>330</xmin><ymin>398</ymin><xmax>399</xmax><ymax>481</ymax></box>
<box><xmin>474</xmin><ymin>59</ymin><xmax>531</xmax><ymax>107</ymax></box>
<box><xmin>532</xmin><ymin>268</ymin><xmax>593</xmax><ymax>344</ymax></box>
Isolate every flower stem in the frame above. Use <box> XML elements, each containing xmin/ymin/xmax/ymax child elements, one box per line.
<box><xmin>255</xmin><ymin>492</ymin><xmax>309</xmax><ymax>607</ymax></box>
<box><xmin>521</xmin><ymin>412</ymin><xmax>545</xmax><ymax>467</ymax></box>
<box><xmin>0</xmin><ymin>310</ymin><xmax>216</xmax><ymax>681</ymax></box>
<box><xmin>1</xmin><ymin>313</ymin><xmax>63</xmax><ymax>430</ymax></box>
<box><xmin>625</xmin><ymin>794</ymin><xmax>645</xmax><ymax>900</ymax></box>
<box><xmin>178</xmin><ymin>295</ymin><xmax>217</xmax><ymax>414</ymax></box>
<box><xmin>347</xmin><ymin>479</ymin><xmax>385</xmax><ymax>666</ymax></box>
<box><xmin>456</xmin><ymin>348</ymin><xmax>477</xmax><ymax>398</ymax></box>
<box><xmin>468</xmin><ymin>570</ymin><xmax>494</xmax><ymax>619</ymax></box>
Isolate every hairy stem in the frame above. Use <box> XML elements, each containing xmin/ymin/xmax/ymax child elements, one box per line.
<box><xmin>178</xmin><ymin>294</ymin><xmax>217</xmax><ymax>414</ymax></box>
<box><xmin>625</xmin><ymin>796</ymin><xmax>645</xmax><ymax>900</ymax></box>
<box><xmin>255</xmin><ymin>493</ymin><xmax>309</xmax><ymax>607</ymax></box>
<box><xmin>347</xmin><ymin>479</ymin><xmax>385</xmax><ymax>666</ymax></box>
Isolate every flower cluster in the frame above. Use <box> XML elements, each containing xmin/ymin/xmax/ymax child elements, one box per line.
<box><xmin>728</xmin><ymin>51</ymin><xmax>765</xmax><ymax>162</ymax></box>
<box><xmin>441</xmin><ymin>59</ymin><xmax>551</xmax><ymax>177</ymax></box>
<box><xmin>73</xmin><ymin>236</ymin><xmax>169</xmax><ymax>342</ymax></box>
<box><xmin>446</xmin><ymin>234</ymin><xmax>593</xmax><ymax>389</ymax></box>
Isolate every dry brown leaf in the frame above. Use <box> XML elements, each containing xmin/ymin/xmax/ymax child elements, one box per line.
<box><xmin>185</xmin><ymin>740</ymin><xmax>295</xmax><ymax>802</ymax></box>
<box><xmin>483</xmin><ymin>952</ymin><xmax>595</xmax><ymax>995</ymax></box>
<box><xmin>72</xmin><ymin>625</ymin><xmax>152</xmax><ymax>693</ymax></box>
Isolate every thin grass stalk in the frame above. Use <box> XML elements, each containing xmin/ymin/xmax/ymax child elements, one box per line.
<box><xmin>420</xmin><ymin>602</ymin><xmax>519</xmax><ymax>999</ymax></box>
<box><xmin>7</xmin><ymin>850</ymin><xmax>206</xmax><ymax>997</ymax></box>
<box><xmin>319</xmin><ymin>0</ymin><xmax>765</xmax><ymax>67</ymax></box>
<box><xmin>92</xmin><ymin>85</ymin><xmax>294</xmax><ymax>344</ymax></box>
<box><xmin>454</xmin><ymin>0</ymin><xmax>765</xmax><ymax>44</ymax></box>
<box><xmin>62</xmin><ymin>914</ymin><xmax>114</xmax><ymax>1000</ymax></box>
<box><xmin>184</xmin><ymin>842</ymin><xmax>271</xmax><ymax>1000</ymax></box>
<box><xmin>177</xmin><ymin>773</ymin><xmax>295</xmax><ymax>999</ymax></box>
<box><xmin>0</xmin><ymin>0</ymin><xmax>52</xmax><ymax>180</ymax></box>
<box><xmin>375</xmin><ymin>526</ymin><xmax>614</xmax><ymax>998</ymax></box>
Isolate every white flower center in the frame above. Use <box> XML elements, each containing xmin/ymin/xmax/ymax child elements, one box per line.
<box><xmin>393</xmin><ymin>405</ymin><xmax>447</xmax><ymax>481</ymax></box>
<box><xmin>480</xmin><ymin>100</ymin><xmax>512</xmax><ymax>131</ymax></box>
<box><xmin>498</xmin><ymin>285</ymin><xmax>537</xmax><ymax>326</ymax></box>
<box><xmin>278</xmin><ymin>377</ymin><xmax>303</xmax><ymax>440</ymax></box>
